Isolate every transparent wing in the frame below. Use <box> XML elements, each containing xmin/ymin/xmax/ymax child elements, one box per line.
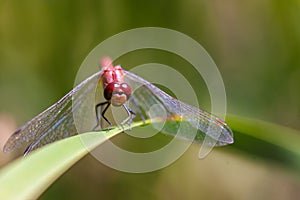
<box><xmin>3</xmin><ymin>71</ymin><xmax>102</xmax><ymax>154</ymax></box>
<box><xmin>4</xmin><ymin>66</ymin><xmax>233</xmax><ymax>155</ymax></box>
<box><xmin>124</xmin><ymin>70</ymin><xmax>234</xmax><ymax>146</ymax></box>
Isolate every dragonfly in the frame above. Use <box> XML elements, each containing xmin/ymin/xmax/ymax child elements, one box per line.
<box><xmin>3</xmin><ymin>57</ymin><xmax>234</xmax><ymax>155</ymax></box>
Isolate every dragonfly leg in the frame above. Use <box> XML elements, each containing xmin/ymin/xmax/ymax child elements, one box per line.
<box><xmin>121</xmin><ymin>104</ymin><xmax>136</xmax><ymax>130</ymax></box>
<box><xmin>100</xmin><ymin>103</ymin><xmax>104</xmax><ymax>129</ymax></box>
<box><xmin>94</xmin><ymin>101</ymin><xmax>112</xmax><ymax>130</ymax></box>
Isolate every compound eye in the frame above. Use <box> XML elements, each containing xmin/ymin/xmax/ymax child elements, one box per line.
<box><xmin>104</xmin><ymin>82</ymin><xmax>119</xmax><ymax>100</ymax></box>
<box><xmin>120</xmin><ymin>83</ymin><xmax>131</xmax><ymax>98</ymax></box>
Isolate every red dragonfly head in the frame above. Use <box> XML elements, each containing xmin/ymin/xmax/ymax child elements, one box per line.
<box><xmin>100</xmin><ymin>57</ymin><xmax>132</xmax><ymax>106</ymax></box>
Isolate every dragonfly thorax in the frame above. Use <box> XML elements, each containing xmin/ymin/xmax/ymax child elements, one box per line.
<box><xmin>101</xmin><ymin>65</ymin><xmax>124</xmax><ymax>87</ymax></box>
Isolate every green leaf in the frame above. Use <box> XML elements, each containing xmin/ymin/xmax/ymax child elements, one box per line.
<box><xmin>1</xmin><ymin>116</ymin><xmax>300</xmax><ymax>200</ymax></box>
<box><xmin>0</xmin><ymin>120</ymin><xmax>146</xmax><ymax>200</ymax></box>
<box><xmin>227</xmin><ymin>115</ymin><xmax>300</xmax><ymax>170</ymax></box>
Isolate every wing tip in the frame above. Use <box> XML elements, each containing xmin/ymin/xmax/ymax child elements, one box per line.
<box><xmin>214</xmin><ymin>117</ymin><xmax>234</xmax><ymax>144</ymax></box>
<box><xmin>3</xmin><ymin>142</ymin><xmax>13</xmax><ymax>153</ymax></box>
<box><xmin>224</xmin><ymin>126</ymin><xmax>234</xmax><ymax>144</ymax></box>
<box><xmin>2</xmin><ymin>128</ymin><xmax>22</xmax><ymax>153</ymax></box>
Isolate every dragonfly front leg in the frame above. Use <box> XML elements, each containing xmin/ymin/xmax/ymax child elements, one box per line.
<box><xmin>120</xmin><ymin>104</ymin><xmax>136</xmax><ymax>130</ymax></box>
<box><xmin>94</xmin><ymin>101</ymin><xmax>112</xmax><ymax>130</ymax></box>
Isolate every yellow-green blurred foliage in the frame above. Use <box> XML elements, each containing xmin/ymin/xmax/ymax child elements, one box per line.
<box><xmin>0</xmin><ymin>1</ymin><xmax>300</xmax><ymax>199</ymax></box>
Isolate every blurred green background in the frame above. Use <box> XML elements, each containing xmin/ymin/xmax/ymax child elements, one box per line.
<box><xmin>0</xmin><ymin>0</ymin><xmax>300</xmax><ymax>199</ymax></box>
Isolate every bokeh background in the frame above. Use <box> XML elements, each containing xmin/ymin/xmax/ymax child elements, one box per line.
<box><xmin>0</xmin><ymin>0</ymin><xmax>300</xmax><ymax>199</ymax></box>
